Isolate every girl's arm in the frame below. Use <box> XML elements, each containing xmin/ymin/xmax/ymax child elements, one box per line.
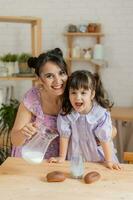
<box><xmin>101</xmin><ymin>141</ymin><xmax>121</xmax><ymax>170</ymax></box>
<box><xmin>96</xmin><ymin>126</ymin><xmax>117</xmax><ymax>145</ymax></box>
<box><xmin>101</xmin><ymin>141</ymin><xmax>112</xmax><ymax>162</ymax></box>
<box><xmin>59</xmin><ymin>137</ymin><xmax>69</xmax><ymax>161</ymax></box>
<box><xmin>11</xmin><ymin>103</ymin><xmax>37</xmax><ymax>146</ymax></box>
<box><xmin>48</xmin><ymin>137</ymin><xmax>69</xmax><ymax>163</ymax></box>
<box><xmin>48</xmin><ymin>114</ymin><xmax>71</xmax><ymax>163</ymax></box>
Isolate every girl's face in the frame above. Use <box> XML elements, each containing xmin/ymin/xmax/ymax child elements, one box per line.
<box><xmin>69</xmin><ymin>87</ymin><xmax>95</xmax><ymax>114</ymax></box>
<box><xmin>39</xmin><ymin>61</ymin><xmax>68</xmax><ymax>96</ymax></box>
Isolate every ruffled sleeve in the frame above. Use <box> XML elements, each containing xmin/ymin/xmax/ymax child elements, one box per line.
<box><xmin>57</xmin><ymin>114</ymin><xmax>71</xmax><ymax>138</ymax></box>
<box><xmin>23</xmin><ymin>87</ymin><xmax>39</xmax><ymax>116</ymax></box>
<box><xmin>94</xmin><ymin>111</ymin><xmax>112</xmax><ymax>142</ymax></box>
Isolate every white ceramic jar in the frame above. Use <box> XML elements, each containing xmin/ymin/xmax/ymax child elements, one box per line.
<box><xmin>93</xmin><ymin>44</ymin><xmax>104</xmax><ymax>60</ymax></box>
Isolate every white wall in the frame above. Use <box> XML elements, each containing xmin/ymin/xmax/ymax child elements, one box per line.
<box><xmin>0</xmin><ymin>0</ymin><xmax>133</xmax><ymax>106</ymax></box>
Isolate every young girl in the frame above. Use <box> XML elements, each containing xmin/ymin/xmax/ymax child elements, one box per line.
<box><xmin>49</xmin><ymin>70</ymin><xmax>120</xmax><ymax>170</ymax></box>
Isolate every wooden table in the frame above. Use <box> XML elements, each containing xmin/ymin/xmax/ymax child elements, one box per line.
<box><xmin>0</xmin><ymin>157</ymin><xmax>133</xmax><ymax>200</ymax></box>
<box><xmin>111</xmin><ymin>107</ymin><xmax>133</xmax><ymax>122</ymax></box>
<box><xmin>111</xmin><ymin>107</ymin><xmax>133</xmax><ymax>162</ymax></box>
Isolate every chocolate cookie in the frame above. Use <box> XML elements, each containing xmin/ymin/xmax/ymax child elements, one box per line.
<box><xmin>84</xmin><ymin>171</ymin><xmax>101</xmax><ymax>184</ymax></box>
<box><xmin>47</xmin><ymin>171</ymin><xmax>66</xmax><ymax>182</ymax></box>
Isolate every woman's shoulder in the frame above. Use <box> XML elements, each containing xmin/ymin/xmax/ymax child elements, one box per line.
<box><xmin>24</xmin><ymin>87</ymin><xmax>39</xmax><ymax>100</ymax></box>
<box><xmin>23</xmin><ymin>87</ymin><xmax>40</xmax><ymax>115</ymax></box>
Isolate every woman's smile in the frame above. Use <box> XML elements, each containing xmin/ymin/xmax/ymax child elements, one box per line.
<box><xmin>52</xmin><ymin>84</ymin><xmax>63</xmax><ymax>90</ymax></box>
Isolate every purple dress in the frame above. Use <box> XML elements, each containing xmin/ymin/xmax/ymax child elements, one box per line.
<box><xmin>57</xmin><ymin>102</ymin><xmax>118</xmax><ymax>162</ymax></box>
<box><xmin>11</xmin><ymin>87</ymin><xmax>59</xmax><ymax>159</ymax></box>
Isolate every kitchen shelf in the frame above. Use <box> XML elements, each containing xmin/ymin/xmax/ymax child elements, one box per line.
<box><xmin>64</xmin><ymin>31</ymin><xmax>105</xmax><ymax>75</ymax></box>
<box><xmin>0</xmin><ymin>16</ymin><xmax>42</xmax><ymax>84</ymax></box>
<box><xmin>64</xmin><ymin>32</ymin><xmax>104</xmax><ymax>37</ymax></box>
<box><xmin>66</xmin><ymin>57</ymin><xmax>107</xmax><ymax>65</ymax></box>
<box><xmin>0</xmin><ymin>16</ymin><xmax>42</xmax><ymax>56</ymax></box>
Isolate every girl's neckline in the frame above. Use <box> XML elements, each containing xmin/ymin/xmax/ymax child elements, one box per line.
<box><xmin>78</xmin><ymin>102</ymin><xmax>94</xmax><ymax>116</ymax></box>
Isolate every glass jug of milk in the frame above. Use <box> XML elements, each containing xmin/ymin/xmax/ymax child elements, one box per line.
<box><xmin>22</xmin><ymin>126</ymin><xmax>58</xmax><ymax>164</ymax></box>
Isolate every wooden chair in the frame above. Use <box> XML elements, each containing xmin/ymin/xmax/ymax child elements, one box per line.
<box><xmin>123</xmin><ymin>152</ymin><xmax>133</xmax><ymax>164</ymax></box>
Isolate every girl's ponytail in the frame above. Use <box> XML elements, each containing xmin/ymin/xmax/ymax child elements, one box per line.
<box><xmin>94</xmin><ymin>73</ymin><xmax>113</xmax><ymax>110</ymax></box>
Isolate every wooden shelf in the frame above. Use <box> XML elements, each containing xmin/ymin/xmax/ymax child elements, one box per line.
<box><xmin>0</xmin><ymin>16</ymin><xmax>42</xmax><ymax>84</ymax></box>
<box><xmin>64</xmin><ymin>32</ymin><xmax>104</xmax><ymax>37</ymax></box>
<box><xmin>66</xmin><ymin>57</ymin><xmax>92</xmax><ymax>61</ymax></box>
<box><xmin>66</xmin><ymin>58</ymin><xmax>107</xmax><ymax>68</ymax></box>
<box><xmin>0</xmin><ymin>16</ymin><xmax>42</xmax><ymax>56</ymax></box>
<box><xmin>0</xmin><ymin>76</ymin><xmax>36</xmax><ymax>81</ymax></box>
<box><xmin>64</xmin><ymin>31</ymin><xmax>105</xmax><ymax>75</ymax></box>
<box><xmin>0</xmin><ymin>16</ymin><xmax>41</xmax><ymax>24</ymax></box>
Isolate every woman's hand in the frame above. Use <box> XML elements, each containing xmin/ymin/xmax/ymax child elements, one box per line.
<box><xmin>112</xmin><ymin>126</ymin><xmax>117</xmax><ymax>139</ymax></box>
<box><xmin>20</xmin><ymin>122</ymin><xmax>37</xmax><ymax>139</ymax></box>
<box><xmin>48</xmin><ymin>157</ymin><xmax>65</xmax><ymax>163</ymax></box>
<box><xmin>104</xmin><ymin>161</ymin><xmax>121</xmax><ymax>170</ymax></box>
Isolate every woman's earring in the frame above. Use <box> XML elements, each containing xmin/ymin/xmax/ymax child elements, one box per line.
<box><xmin>35</xmin><ymin>78</ymin><xmax>44</xmax><ymax>90</ymax></box>
<box><xmin>36</xmin><ymin>81</ymin><xmax>44</xmax><ymax>90</ymax></box>
<box><xmin>39</xmin><ymin>85</ymin><xmax>44</xmax><ymax>90</ymax></box>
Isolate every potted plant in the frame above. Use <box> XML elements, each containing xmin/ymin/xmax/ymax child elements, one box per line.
<box><xmin>0</xmin><ymin>53</ymin><xmax>18</xmax><ymax>76</ymax></box>
<box><xmin>0</xmin><ymin>53</ymin><xmax>17</xmax><ymax>63</ymax></box>
<box><xmin>17</xmin><ymin>53</ymin><xmax>32</xmax><ymax>74</ymax></box>
<box><xmin>0</xmin><ymin>99</ymin><xmax>19</xmax><ymax>164</ymax></box>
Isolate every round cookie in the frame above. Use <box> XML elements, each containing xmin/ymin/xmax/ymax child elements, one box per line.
<box><xmin>47</xmin><ymin>171</ymin><xmax>66</xmax><ymax>182</ymax></box>
<box><xmin>84</xmin><ymin>171</ymin><xmax>101</xmax><ymax>184</ymax></box>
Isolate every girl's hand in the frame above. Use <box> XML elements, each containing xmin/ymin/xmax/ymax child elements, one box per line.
<box><xmin>48</xmin><ymin>157</ymin><xmax>65</xmax><ymax>163</ymax></box>
<box><xmin>104</xmin><ymin>161</ymin><xmax>121</xmax><ymax>170</ymax></box>
<box><xmin>21</xmin><ymin>122</ymin><xmax>37</xmax><ymax>139</ymax></box>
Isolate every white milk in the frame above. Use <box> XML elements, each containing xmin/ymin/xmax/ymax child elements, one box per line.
<box><xmin>71</xmin><ymin>165</ymin><xmax>84</xmax><ymax>178</ymax></box>
<box><xmin>70</xmin><ymin>155</ymin><xmax>84</xmax><ymax>179</ymax></box>
<box><xmin>22</xmin><ymin>150</ymin><xmax>44</xmax><ymax>164</ymax></box>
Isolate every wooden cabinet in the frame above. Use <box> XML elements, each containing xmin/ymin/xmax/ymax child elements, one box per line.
<box><xmin>0</xmin><ymin>16</ymin><xmax>42</xmax><ymax>82</ymax></box>
<box><xmin>64</xmin><ymin>32</ymin><xmax>106</xmax><ymax>75</ymax></box>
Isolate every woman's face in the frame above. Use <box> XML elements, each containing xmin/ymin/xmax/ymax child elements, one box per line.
<box><xmin>39</xmin><ymin>61</ymin><xmax>68</xmax><ymax>96</ymax></box>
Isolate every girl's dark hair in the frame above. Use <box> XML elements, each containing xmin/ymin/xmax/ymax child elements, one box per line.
<box><xmin>62</xmin><ymin>70</ymin><xmax>113</xmax><ymax>115</ymax></box>
<box><xmin>27</xmin><ymin>48</ymin><xmax>68</xmax><ymax>76</ymax></box>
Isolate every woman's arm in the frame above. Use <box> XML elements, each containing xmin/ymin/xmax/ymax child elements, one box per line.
<box><xmin>11</xmin><ymin>102</ymin><xmax>37</xmax><ymax>146</ymax></box>
<box><xmin>112</xmin><ymin>126</ymin><xmax>117</xmax><ymax>139</ymax></box>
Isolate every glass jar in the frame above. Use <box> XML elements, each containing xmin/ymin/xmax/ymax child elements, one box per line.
<box><xmin>22</xmin><ymin>126</ymin><xmax>58</xmax><ymax>164</ymax></box>
<box><xmin>0</xmin><ymin>67</ymin><xmax>8</xmax><ymax>77</ymax></box>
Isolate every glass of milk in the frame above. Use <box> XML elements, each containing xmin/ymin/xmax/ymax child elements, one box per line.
<box><xmin>22</xmin><ymin>127</ymin><xmax>58</xmax><ymax>164</ymax></box>
<box><xmin>70</xmin><ymin>154</ymin><xmax>84</xmax><ymax>179</ymax></box>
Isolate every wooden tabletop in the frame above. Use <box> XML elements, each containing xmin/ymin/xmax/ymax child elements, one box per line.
<box><xmin>111</xmin><ymin>107</ymin><xmax>133</xmax><ymax>121</ymax></box>
<box><xmin>0</xmin><ymin>157</ymin><xmax>133</xmax><ymax>200</ymax></box>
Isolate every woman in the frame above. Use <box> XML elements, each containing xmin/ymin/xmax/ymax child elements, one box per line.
<box><xmin>11</xmin><ymin>48</ymin><xmax>68</xmax><ymax>159</ymax></box>
<box><xmin>11</xmin><ymin>48</ymin><xmax>117</xmax><ymax>160</ymax></box>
